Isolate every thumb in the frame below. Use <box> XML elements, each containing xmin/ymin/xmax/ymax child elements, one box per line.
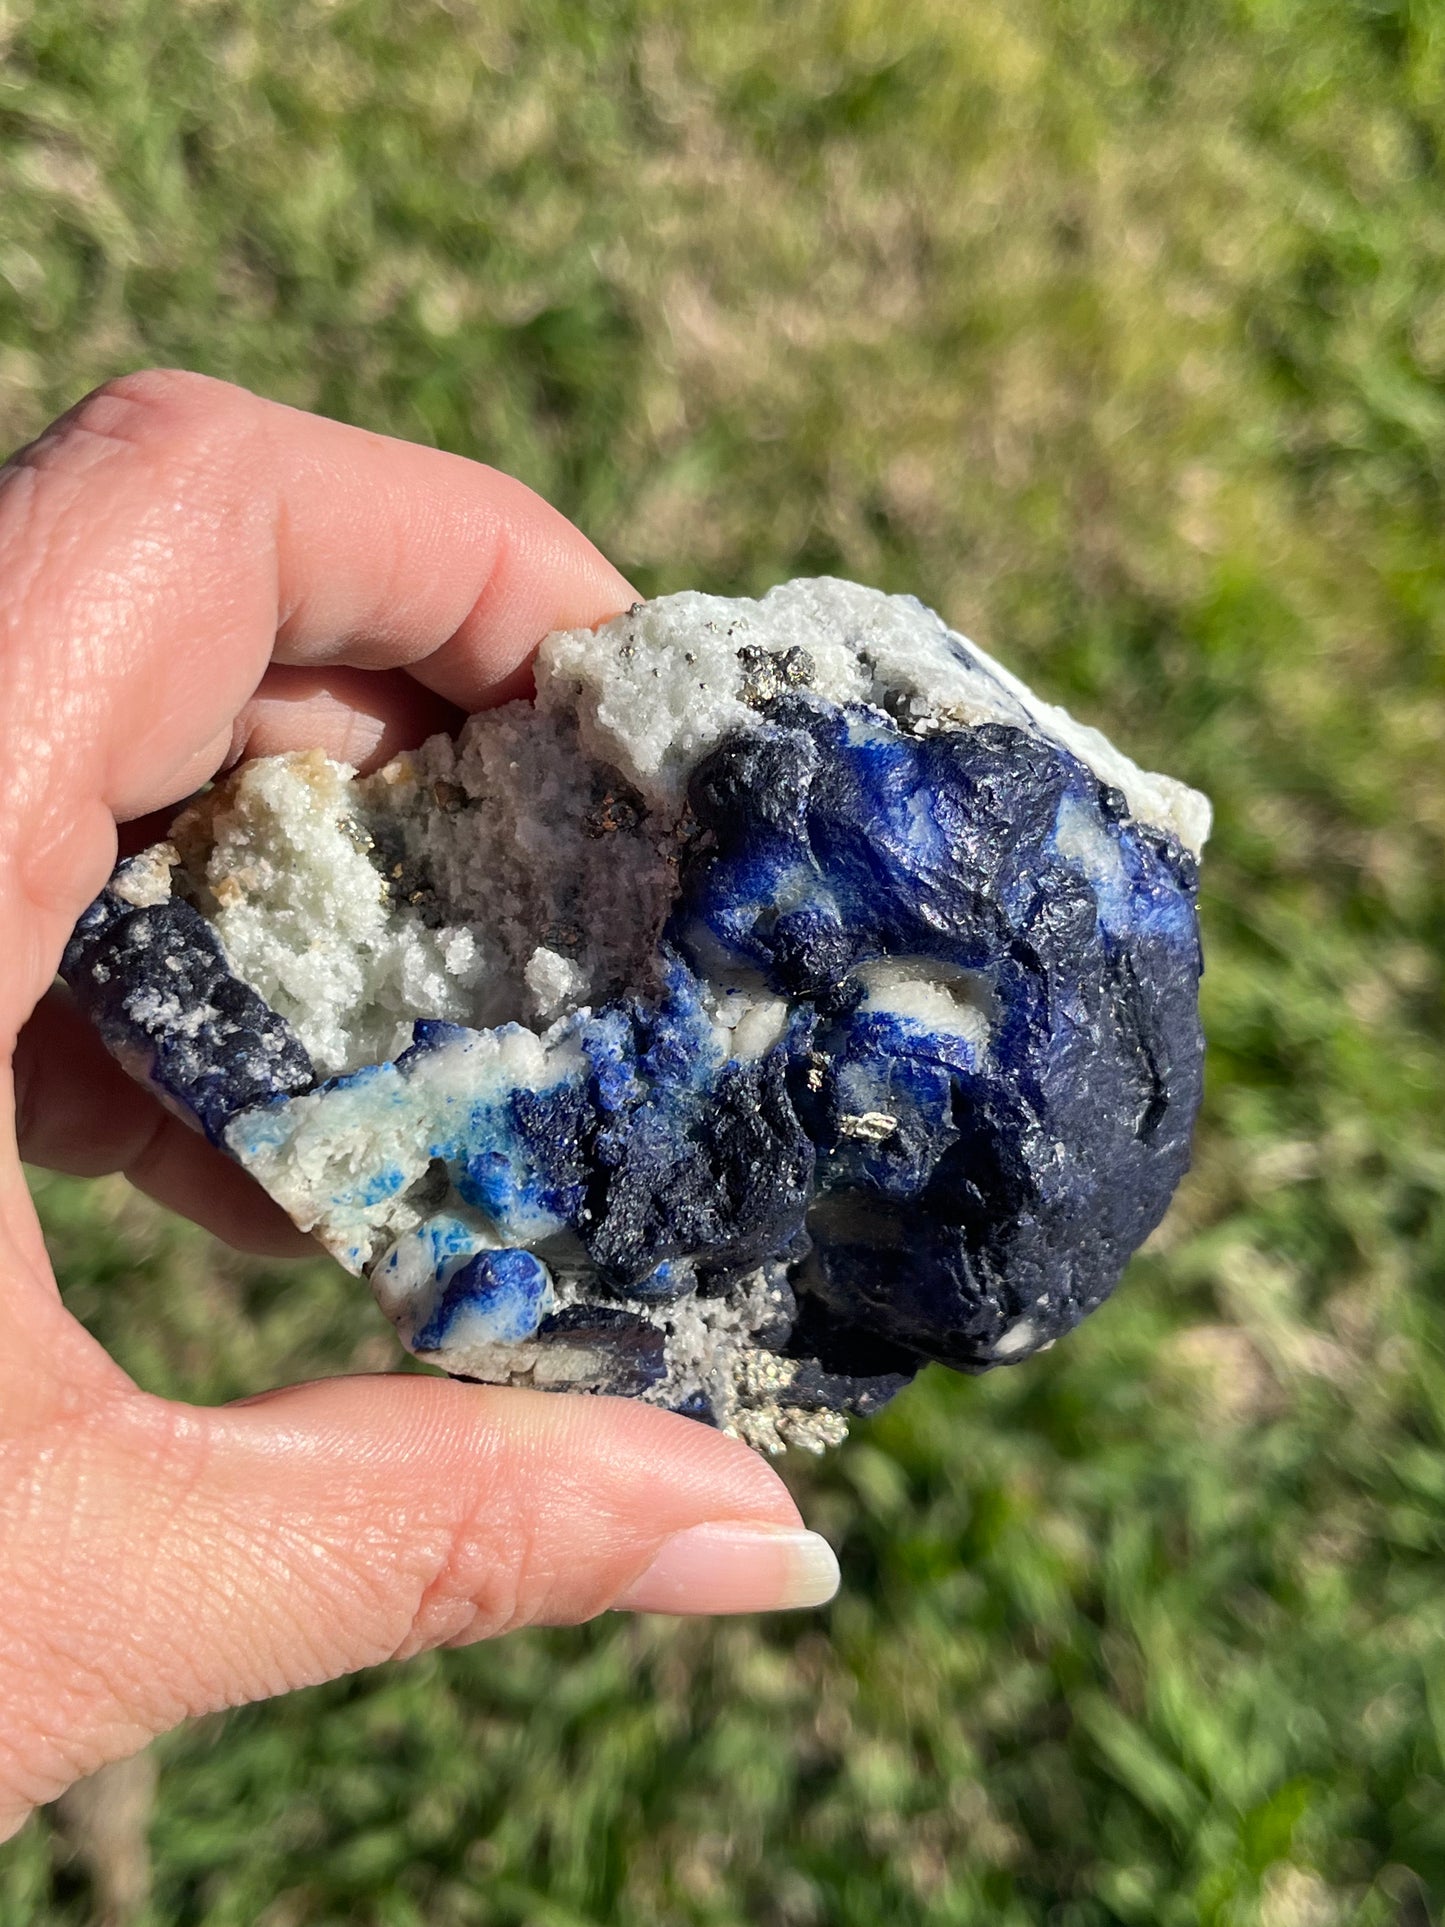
<box><xmin>0</xmin><ymin>1357</ymin><xmax>836</xmax><ymax>1836</ymax></box>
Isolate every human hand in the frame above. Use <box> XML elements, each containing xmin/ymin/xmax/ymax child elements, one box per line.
<box><xmin>0</xmin><ymin>371</ymin><xmax>838</xmax><ymax>1838</ymax></box>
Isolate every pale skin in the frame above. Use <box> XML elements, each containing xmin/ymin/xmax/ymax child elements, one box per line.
<box><xmin>0</xmin><ymin>370</ymin><xmax>838</xmax><ymax>1840</ymax></box>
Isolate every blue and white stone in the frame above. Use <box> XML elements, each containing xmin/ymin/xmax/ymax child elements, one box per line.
<box><xmin>61</xmin><ymin>579</ymin><xmax>1208</xmax><ymax>1452</ymax></box>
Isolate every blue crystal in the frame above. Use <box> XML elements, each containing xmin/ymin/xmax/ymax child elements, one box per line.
<box><xmin>675</xmin><ymin>700</ymin><xmax>1203</xmax><ymax>1370</ymax></box>
<box><xmin>61</xmin><ymin>892</ymin><xmax>314</xmax><ymax>1143</ymax></box>
<box><xmin>412</xmin><ymin>1248</ymin><xmax>555</xmax><ymax>1353</ymax></box>
<box><xmin>534</xmin><ymin>1305</ymin><xmax>669</xmax><ymax>1397</ymax></box>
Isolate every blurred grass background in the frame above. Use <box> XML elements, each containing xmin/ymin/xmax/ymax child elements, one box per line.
<box><xmin>3</xmin><ymin>0</ymin><xmax>1445</xmax><ymax>1920</ymax></box>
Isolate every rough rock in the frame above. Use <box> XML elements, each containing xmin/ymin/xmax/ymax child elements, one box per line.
<box><xmin>61</xmin><ymin>579</ymin><xmax>1208</xmax><ymax>1452</ymax></box>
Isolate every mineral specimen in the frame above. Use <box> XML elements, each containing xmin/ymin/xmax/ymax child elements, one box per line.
<box><xmin>62</xmin><ymin>579</ymin><xmax>1208</xmax><ymax>1452</ymax></box>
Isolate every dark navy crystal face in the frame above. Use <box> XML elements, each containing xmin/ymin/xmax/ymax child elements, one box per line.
<box><xmin>61</xmin><ymin>892</ymin><xmax>315</xmax><ymax>1144</ymax></box>
<box><xmin>59</xmin><ymin>693</ymin><xmax>1204</xmax><ymax>1426</ymax></box>
<box><xmin>675</xmin><ymin>698</ymin><xmax>1204</xmax><ymax>1368</ymax></box>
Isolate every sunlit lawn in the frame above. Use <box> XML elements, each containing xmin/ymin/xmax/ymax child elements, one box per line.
<box><xmin>3</xmin><ymin>1</ymin><xmax>1445</xmax><ymax>1920</ymax></box>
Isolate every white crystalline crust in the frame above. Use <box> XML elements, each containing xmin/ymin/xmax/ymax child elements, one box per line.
<box><xmin>163</xmin><ymin>579</ymin><xmax>1206</xmax><ymax>1082</ymax></box>
<box><xmin>171</xmin><ymin>753</ymin><xmax>486</xmax><ymax>1077</ymax></box>
<box><xmin>227</xmin><ymin>1021</ymin><xmax>587</xmax><ymax>1270</ymax></box>
<box><xmin>371</xmin><ymin>1227</ymin><xmax>846</xmax><ymax>1454</ymax></box>
<box><xmin>540</xmin><ymin>577</ymin><xmax>1212</xmax><ymax>852</ymax></box>
<box><xmin>171</xmin><ymin>711</ymin><xmax>676</xmax><ymax>1078</ymax></box>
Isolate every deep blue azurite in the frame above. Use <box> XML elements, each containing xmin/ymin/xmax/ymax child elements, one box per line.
<box><xmin>59</xmin><ymin>602</ymin><xmax>1206</xmax><ymax>1447</ymax></box>
<box><xmin>678</xmin><ymin>696</ymin><xmax>1202</xmax><ymax>1368</ymax></box>
<box><xmin>60</xmin><ymin>891</ymin><xmax>315</xmax><ymax>1142</ymax></box>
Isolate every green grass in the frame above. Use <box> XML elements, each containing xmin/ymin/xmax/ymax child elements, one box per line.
<box><xmin>4</xmin><ymin>0</ymin><xmax>1445</xmax><ymax>1919</ymax></box>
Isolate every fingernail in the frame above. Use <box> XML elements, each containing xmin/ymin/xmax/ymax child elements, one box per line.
<box><xmin>615</xmin><ymin>1521</ymin><xmax>840</xmax><ymax>1616</ymax></box>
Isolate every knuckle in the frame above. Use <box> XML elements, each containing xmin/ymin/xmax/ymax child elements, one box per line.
<box><xmin>380</xmin><ymin>1432</ymin><xmax>619</xmax><ymax>1661</ymax></box>
<box><xmin>398</xmin><ymin>1489</ymin><xmax>533</xmax><ymax>1657</ymax></box>
<box><xmin>70</xmin><ymin>369</ymin><xmax>251</xmax><ymax>465</ymax></box>
<box><xmin>7</xmin><ymin>369</ymin><xmax>258</xmax><ymax>488</ymax></box>
<box><xmin>89</xmin><ymin>366</ymin><xmax>217</xmax><ymax>414</ymax></box>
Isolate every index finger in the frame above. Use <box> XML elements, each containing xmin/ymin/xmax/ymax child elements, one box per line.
<box><xmin>0</xmin><ymin>369</ymin><xmax>635</xmax><ymax>1027</ymax></box>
